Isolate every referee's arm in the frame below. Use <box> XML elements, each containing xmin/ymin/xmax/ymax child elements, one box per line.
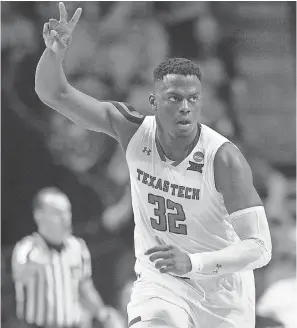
<box><xmin>11</xmin><ymin>237</ymin><xmax>43</xmax><ymax>283</ymax></box>
<box><xmin>78</xmin><ymin>238</ymin><xmax>125</xmax><ymax>326</ymax></box>
<box><xmin>78</xmin><ymin>239</ymin><xmax>105</xmax><ymax>319</ymax></box>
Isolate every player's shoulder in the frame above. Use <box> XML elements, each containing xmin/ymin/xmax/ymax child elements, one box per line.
<box><xmin>214</xmin><ymin>142</ymin><xmax>252</xmax><ymax>192</ymax></box>
<box><xmin>200</xmin><ymin>124</ymin><xmax>230</xmax><ymax>149</ymax></box>
<box><xmin>108</xmin><ymin>101</ymin><xmax>146</xmax><ymax>125</ymax></box>
<box><xmin>201</xmin><ymin>123</ymin><xmax>227</xmax><ymax>138</ymax></box>
<box><xmin>215</xmin><ymin>142</ymin><xmax>250</xmax><ymax>172</ymax></box>
<box><xmin>107</xmin><ymin>101</ymin><xmax>150</xmax><ymax>150</ymax></box>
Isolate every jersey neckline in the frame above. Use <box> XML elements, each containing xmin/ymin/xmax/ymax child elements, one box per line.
<box><xmin>154</xmin><ymin>122</ymin><xmax>202</xmax><ymax>168</ymax></box>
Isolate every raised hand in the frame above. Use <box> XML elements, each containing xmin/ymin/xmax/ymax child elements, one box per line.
<box><xmin>43</xmin><ymin>2</ymin><xmax>82</xmax><ymax>54</ymax></box>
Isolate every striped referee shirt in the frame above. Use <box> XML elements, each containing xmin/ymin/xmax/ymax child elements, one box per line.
<box><xmin>11</xmin><ymin>232</ymin><xmax>92</xmax><ymax>327</ymax></box>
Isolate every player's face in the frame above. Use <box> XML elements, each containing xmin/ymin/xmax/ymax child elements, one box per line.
<box><xmin>36</xmin><ymin>194</ymin><xmax>72</xmax><ymax>244</ymax></box>
<box><xmin>151</xmin><ymin>74</ymin><xmax>202</xmax><ymax>138</ymax></box>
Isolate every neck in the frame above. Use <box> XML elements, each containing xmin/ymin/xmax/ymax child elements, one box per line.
<box><xmin>38</xmin><ymin>231</ymin><xmax>63</xmax><ymax>246</ymax></box>
<box><xmin>156</xmin><ymin>122</ymin><xmax>199</xmax><ymax>161</ymax></box>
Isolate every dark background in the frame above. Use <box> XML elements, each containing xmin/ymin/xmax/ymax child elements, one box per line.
<box><xmin>2</xmin><ymin>2</ymin><xmax>296</xmax><ymax>327</ymax></box>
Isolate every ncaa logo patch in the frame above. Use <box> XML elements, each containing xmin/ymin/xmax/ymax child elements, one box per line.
<box><xmin>193</xmin><ymin>151</ymin><xmax>204</xmax><ymax>163</ymax></box>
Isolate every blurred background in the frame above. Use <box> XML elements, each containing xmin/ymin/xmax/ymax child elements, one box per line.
<box><xmin>1</xmin><ymin>1</ymin><xmax>296</xmax><ymax>328</ymax></box>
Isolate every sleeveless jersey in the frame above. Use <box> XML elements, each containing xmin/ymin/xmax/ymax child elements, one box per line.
<box><xmin>126</xmin><ymin>115</ymin><xmax>255</xmax><ymax>319</ymax></box>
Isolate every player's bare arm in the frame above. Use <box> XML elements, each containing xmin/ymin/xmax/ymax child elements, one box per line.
<box><xmin>214</xmin><ymin>142</ymin><xmax>263</xmax><ymax>212</ymax></box>
<box><xmin>35</xmin><ymin>2</ymin><xmax>143</xmax><ymax>150</ymax></box>
<box><xmin>147</xmin><ymin>143</ymin><xmax>272</xmax><ymax>276</ymax></box>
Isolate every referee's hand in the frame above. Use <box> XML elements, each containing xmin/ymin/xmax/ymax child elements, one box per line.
<box><xmin>98</xmin><ymin>306</ymin><xmax>125</xmax><ymax>328</ymax></box>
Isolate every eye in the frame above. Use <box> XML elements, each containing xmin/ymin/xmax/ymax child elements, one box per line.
<box><xmin>189</xmin><ymin>96</ymin><xmax>199</xmax><ymax>102</ymax></box>
<box><xmin>168</xmin><ymin>96</ymin><xmax>179</xmax><ymax>102</ymax></box>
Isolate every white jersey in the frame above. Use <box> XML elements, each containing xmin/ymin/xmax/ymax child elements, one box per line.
<box><xmin>126</xmin><ymin>115</ymin><xmax>239</xmax><ymax>260</ymax></box>
<box><xmin>126</xmin><ymin>116</ymin><xmax>254</xmax><ymax>307</ymax></box>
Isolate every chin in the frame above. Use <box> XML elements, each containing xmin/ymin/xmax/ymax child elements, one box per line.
<box><xmin>175</xmin><ymin>123</ymin><xmax>195</xmax><ymax>137</ymax></box>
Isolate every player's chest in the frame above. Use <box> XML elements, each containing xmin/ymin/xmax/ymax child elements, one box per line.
<box><xmin>130</xmin><ymin>149</ymin><xmax>205</xmax><ymax>195</ymax></box>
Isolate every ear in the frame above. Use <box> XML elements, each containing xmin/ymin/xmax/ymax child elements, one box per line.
<box><xmin>34</xmin><ymin>209</ymin><xmax>42</xmax><ymax>224</ymax></box>
<box><xmin>149</xmin><ymin>94</ymin><xmax>157</xmax><ymax>112</ymax></box>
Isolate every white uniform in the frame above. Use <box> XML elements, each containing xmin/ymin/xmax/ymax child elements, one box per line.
<box><xmin>126</xmin><ymin>116</ymin><xmax>255</xmax><ymax>328</ymax></box>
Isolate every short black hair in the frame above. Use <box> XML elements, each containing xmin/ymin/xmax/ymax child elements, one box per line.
<box><xmin>33</xmin><ymin>187</ymin><xmax>66</xmax><ymax>210</ymax></box>
<box><xmin>153</xmin><ymin>57</ymin><xmax>202</xmax><ymax>82</ymax></box>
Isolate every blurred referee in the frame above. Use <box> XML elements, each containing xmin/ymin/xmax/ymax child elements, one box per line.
<box><xmin>11</xmin><ymin>187</ymin><xmax>124</xmax><ymax>328</ymax></box>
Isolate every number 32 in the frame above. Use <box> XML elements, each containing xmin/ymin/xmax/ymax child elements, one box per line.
<box><xmin>148</xmin><ymin>193</ymin><xmax>187</xmax><ymax>235</ymax></box>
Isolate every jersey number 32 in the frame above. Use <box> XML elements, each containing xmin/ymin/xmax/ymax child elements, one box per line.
<box><xmin>148</xmin><ymin>193</ymin><xmax>187</xmax><ymax>235</ymax></box>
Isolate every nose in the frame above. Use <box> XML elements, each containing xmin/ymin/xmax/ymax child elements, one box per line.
<box><xmin>179</xmin><ymin>99</ymin><xmax>190</xmax><ymax>114</ymax></box>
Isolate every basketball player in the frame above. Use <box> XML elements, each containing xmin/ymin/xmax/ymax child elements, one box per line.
<box><xmin>12</xmin><ymin>187</ymin><xmax>124</xmax><ymax>328</ymax></box>
<box><xmin>35</xmin><ymin>3</ymin><xmax>272</xmax><ymax>327</ymax></box>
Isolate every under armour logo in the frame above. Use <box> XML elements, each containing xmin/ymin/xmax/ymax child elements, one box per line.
<box><xmin>213</xmin><ymin>264</ymin><xmax>222</xmax><ymax>274</ymax></box>
<box><xmin>142</xmin><ymin>147</ymin><xmax>151</xmax><ymax>155</ymax></box>
<box><xmin>187</xmin><ymin>161</ymin><xmax>204</xmax><ymax>173</ymax></box>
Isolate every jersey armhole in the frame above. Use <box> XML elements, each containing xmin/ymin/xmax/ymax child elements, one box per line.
<box><xmin>125</xmin><ymin>116</ymin><xmax>148</xmax><ymax>157</ymax></box>
<box><xmin>109</xmin><ymin>101</ymin><xmax>145</xmax><ymax>125</ymax></box>
<box><xmin>107</xmin><ymin>101</ymin><xmax>146</xmax><ymax>151</ymax></box>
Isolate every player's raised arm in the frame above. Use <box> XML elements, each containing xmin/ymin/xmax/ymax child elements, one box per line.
<box><xmin>35</xmin><ymin>2</ymin><xmax>144</xmax><ymax>145</ymax></box>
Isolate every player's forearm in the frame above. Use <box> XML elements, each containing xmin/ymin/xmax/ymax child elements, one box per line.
<box><xmin>189</xmin><ymin>238</ymin><xmax>271</xmax><ymax>275</ymax></box>
<box><xmin>35</xmin><ymin>48</ymin><xmax>69</xmax><ymax>101</ymax></box>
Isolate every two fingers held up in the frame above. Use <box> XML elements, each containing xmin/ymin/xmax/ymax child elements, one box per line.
<box><xmin>43</xmin><ymin>2</ymin><xmax>82</xmax><ymax>54</ymax></box>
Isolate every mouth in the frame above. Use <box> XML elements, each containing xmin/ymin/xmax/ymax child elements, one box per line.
<box><xmin>176</xmin><ymin>118</ymin><xmax>191</xmax><ymax>127</ymax></box>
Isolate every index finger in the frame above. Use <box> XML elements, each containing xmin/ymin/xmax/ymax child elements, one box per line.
<box><xmin>145</xmin><ymin>244</ymin><xmax>172</xmax><ymax>255</ymax></box>
<box><xmin>149</xmin><ymin>251</ymin><xmax>173</xmax><ymax>262</ymax></box>
<box><xmin>68</xmin><ymin>7</ymin><xmax>82</xmax><ymax>30</ymax></box>
<box><xmin>59</xmin><ymin>2</ymin><xmax>68</xmax><ymax>23</ymax></box>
